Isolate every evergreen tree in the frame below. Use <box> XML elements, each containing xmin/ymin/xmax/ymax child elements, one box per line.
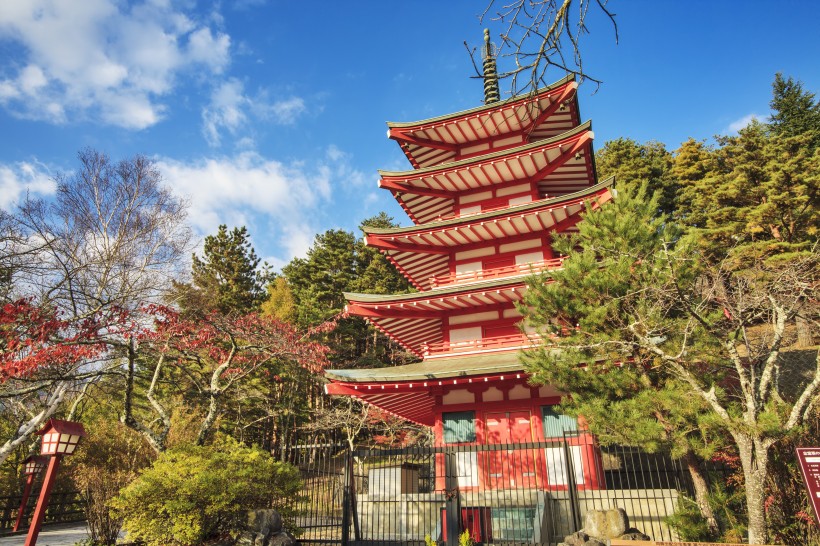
<box><xmin>260</xmin><ymin>276</ymin><xmax>297</xmax><ymax>323</ymax></box>
<box><xmin>769</xmin><ymin>73</ymin><xmax>820</xmax><ymax>150</ymax></box>
<box><xmin>521</xmin><ymin>186</ymin><xmax>721</xmax><ymax>535</ymax></box>
<box><xmin>352</xmin><ymin>212</ymin><xmax>414</xmax><ymax>295</ymax></box>
<box><xmin>175</xmin><ymin>225</ymin><xmax>265</xmax><ymax>316</ymax></box>
<box><xmin>595</xmin><ymin>138</ymin><xmax>677</xmax><ymax>214</ymax></box>
<box><xmin>283</xmin><ymin>229</ymin><xmax>357</xmax><ymax>325</ymax></box>
<box><xmin>523</xmin><ymin>183</ymin><xmax>818</xmax><ymax>544</ymax></box>
<box><xmin>281</xmin><ymin>214</ymin><xmax>415</xmax><ymax>368</ymax></box>
<box><xmin>675</xmin><ymin>120</ymin><xmax>818</xmax><ymax>265</ymax></box>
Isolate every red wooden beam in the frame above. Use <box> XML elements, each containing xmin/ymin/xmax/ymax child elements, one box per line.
<box><xmin>389</xmin><ymin>128</ymin><xmax>459</xmax><ymax>152</ymax></box>
<box><xmin>379</xmin><ymin>178</ymin><xmax>454</xmax><ymax>198</ymax></box>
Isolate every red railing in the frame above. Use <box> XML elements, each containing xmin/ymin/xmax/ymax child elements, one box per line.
<box><xmin>435</xmin><ymin>202</ymin><xmax>520</xmax><ymax>221</ymax></box>
<box><xmin>429</xmin><ymin>257</ymin><xmax>565</xmax><ymax>288</ymax></box>
<box><xmin>422</xmin><ymin>332</ymin><xmax>541</xmax><ymax>357</ymax></box>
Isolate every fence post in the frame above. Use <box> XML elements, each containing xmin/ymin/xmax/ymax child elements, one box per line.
<box><xmin>444</xmin><ymin>450</ymin><xmax>460</xmax><ymax>546</ymax></box>
<box><xmin>349</xmin><ymin>449</ymin><xmax>360</xmax><ymax>542</ymax></box>
<box><xmin>564</xmin><ymin>434</ymin><xmax>582</xmax><ymax>532</ymax></box>
<box><xmin>341</xmin><ymin>450</ymin><xmax>351</xmax><ymax>546</ymax></box>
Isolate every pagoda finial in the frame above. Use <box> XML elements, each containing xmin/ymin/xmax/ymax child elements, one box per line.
<box><xmin>481</xmin><ymin>29</ymin><xmax>500</xmax><ymax>105</ymax></box>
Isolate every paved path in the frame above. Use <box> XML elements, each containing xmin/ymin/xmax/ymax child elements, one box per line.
<box><xmin>0</xmin><ymin>523</ymin><xmax>90</xmax><ymax>546</ymax></box>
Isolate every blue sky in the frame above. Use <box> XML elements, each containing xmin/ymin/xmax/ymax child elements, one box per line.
<box><xmin>1</xmin><ymin>1</ymin><xmax>818</xmax><ymax>270</ymax></box>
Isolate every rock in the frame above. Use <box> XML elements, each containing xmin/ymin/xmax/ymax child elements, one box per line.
<box><xmin>248</xmin><ymin>509</ymin><xmax>283</xmax><ymax>535</ymax></box>
<box><xmin>558</xmin><ymin>531</ymin><xmax>605</xmax><ymax>546</ymax></box>
<box><xmin>236</xmin><ymin>509</ymin><xmax>289</xmax><ymax>546</ymax></box>
<box><xmin>616</xmin><ymin>528</ymin><xmax>652</xmax><ymax>541</ymax></box>
<box><xmin>583</xmin><ymin>508</ymin><xmax>628</xmax><ymax>539</ymax></box>
<box><xmin>604</xmin><ymin>508</ymin><xmax>628</xmax><ymax>538</ymax></box>
<box><xmin>269</xmin><ymin>530</ymin><xmax>296</xmax><ymax>546</ymax></box>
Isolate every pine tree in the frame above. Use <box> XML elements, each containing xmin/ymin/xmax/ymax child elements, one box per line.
<box><xmin>595</xmin><ymin>138</ymin><xmax>677</xmax><ymax>214</ymax></box>
<box><xmin>281</xmin><ymin>214</ymin><xmax>415</xmax><ymax>368</ymax></box>
<box><xmin>175</xmin><ymin>225</ymin><xmax>264</xmax><ymax>316</ymax></box>
<box><xmin>260</xmin><ymin>276</ymin><xmax>297</xmax><ymax>323</ymax></box>
<box><xmin>769</xmin><ymin>73</ymin><xmax>820</xmax><ymax>150</ymax></box>
<box><xmin>523</xmin><ymin>183</ymin><xmax>819</xmax><ymax>544</ymax></box>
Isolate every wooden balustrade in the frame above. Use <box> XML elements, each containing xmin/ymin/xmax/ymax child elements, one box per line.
<box><xmin>422</xmin><ymin>333</ymin><xmax>541</xmax><ymax>357</ymax></box>
<box><xmin>429</xmin><ymin>257</ymin><xmax>565</xmax><ymax>288</ymax></box>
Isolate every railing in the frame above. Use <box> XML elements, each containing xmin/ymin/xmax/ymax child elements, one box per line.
<box><xmin>278</xmin><ymin>435</ymin><xmax>733</xmax><ymax>546</ymax></box>
<box><xmin>0</xmin><ymin>490</ymin><xmax>84</xmax><ymax>534</ymax></box>
<box><xmin>429</xmin><ymin>257</ymin><xmax>565</xmax><ymax>288</ymax></box>
<box><xmin>422</xmin><ymin>333</ymin><xmax>541</xmax><ymax>358</ymax></box>
<box><xmin>435</xmin><ymin>202</ymin><xmax>523</xmax><ymax>222</ymax></box>
<box><xmin>347</xmin><ymin>439</ymin><xmax>728</xmax><ymax>545</ymax></box>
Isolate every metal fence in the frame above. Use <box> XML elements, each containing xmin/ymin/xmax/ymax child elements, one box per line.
<box><xmin>280</xmin><ymin>435</ymin><xmax>729</xmax><ymax>546</ymax></box>
<box><xmin>0</xmin><ymin>489</ymin><xmax>84</xmax><ymax>534</ymax></box>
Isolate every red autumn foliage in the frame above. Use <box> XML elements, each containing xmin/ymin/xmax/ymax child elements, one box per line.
<box><xmin>0</xmin><ymin>299</ymin><xmax>108</xmax><ymax>382</ymax></box>
<box><xmin>140</xmin><ymin>304</ymin><xmax>330</xmax><ymax>376</ymax></box>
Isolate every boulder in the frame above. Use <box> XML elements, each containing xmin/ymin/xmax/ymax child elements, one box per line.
<box><xmin>583</xmin><ymin>508</ymin><xmax>628</xmax><ymax>539</ymax></box>
<box><xmin>559</xmin><ymin>508</ymin><xmax>649</xmax><ymax>545</ymax></box>
<box><xmin>558</xmin><ymin>531</ymin><xmax>606</xmax><ymax>546</ymax></box>
<box><xmin>236</xmin><ymin>509</ymin><xmax>292</xmax><ymax>546</ymax></box>
<box><xmin>616</xmin><ymin>528</ymin><xmax>652</xmax><ymax>541</ymax></box>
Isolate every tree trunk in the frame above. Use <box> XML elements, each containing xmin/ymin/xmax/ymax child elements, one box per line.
<box><xmin>682</xmin><ymin>450</ymin><xmax>719</xmax><ymax>538</ymax></box>
<box><xmin>796</xmin><ymin>314</ymin><xmax>815</xmax><ymax>347</ymax></box>
<box><xmin>737</xmin><ymin>436</ymin><xmax>770</xmax><ymax>545</ymax></box>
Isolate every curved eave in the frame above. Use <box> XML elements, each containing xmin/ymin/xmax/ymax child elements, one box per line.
<box><xmin>367</xmin><ymin>177</ymin><xmax>613</xmax><ymax>237</ymax></box>
<box><xmin>345</xmin><ymin>277</ymin><xmax>532</xmax><ymax>357</ymax></box>
<box><xmin>345</xmin><ymin>274</ymin><xmax>532</xmax><ymax>304</ymax></box>
<box><xmin>365</xmin><ymin>182</ymin><xmax>612</xmax><ymax>290</ymax></box>
<box><xmin>380</xmin><ymin>121</ymin><xmax>591</xmax><ymax>180</ymax></box>
<box><xmin>327</xmin><ymin>351</ymin><xmax>525</xmax><ymax>383</ymax></box>
<box><xmin>381</xmin><ymin>123</ymin><xmax>595</xmax><ymax>225</ymax></box>
<box><xmin>387</xmin><ymin>76</ymin><xmax>580</xmax><ymax>169</ymax></box>
<box><xmin>324</xmin><ymin>353</ymin><xmax>533</xmax><ymax>426</ymax></box>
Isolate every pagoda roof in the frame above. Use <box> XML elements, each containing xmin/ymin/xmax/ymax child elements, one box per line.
<box><xmin>388</xmin><ymin>75</ymin><xmax>580</xmax><ymax>169</ymax></box>
<box><xmin>324</xmin><ymin>352</ymin><xmax>528</xmax><ymax>426</ymax></box>
<box><xmin>364</xmin><ymin>180</ymin><xmax>614</xmax><ymax>290</ymax></box>
<box><xmin>380</xmin><ymin>122</ymin><xmax>594</xmax><ymax>225</ymax></box>
<box><xmin>345</xmin><ymin>276</ymin><xmax>534</xmax><ymax>357</ymax></box>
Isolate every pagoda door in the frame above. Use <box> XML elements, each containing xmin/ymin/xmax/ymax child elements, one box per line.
<box><xmin>484</xmin><ymin>411</ymin><xmax>538</xmax><ymax>489</ymax></box>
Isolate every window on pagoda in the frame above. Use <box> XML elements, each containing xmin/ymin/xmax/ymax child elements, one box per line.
<box><xmin>541</xmin><ymin>406</ymin><xmax>579</xmax><ymax>438</ymax></box>
<box><xmin>483</xmin><ymin>322</ymin><xmax>519</xmax><ymax>340</ymax></box>
<box><xmin>443</xmin><ymin>411</ymin><xmax>476</xmax><ymax>444</ymax></box>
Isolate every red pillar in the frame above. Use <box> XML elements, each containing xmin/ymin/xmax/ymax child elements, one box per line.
<box><xmin>23</xmin><ymin>455</ymin><xmax>62</xmax><ymax>546</ymax></box>
<box><xmin>12</xmin><ymin>473</ymin><xmax>36</xmax><ymax>532</ymax></box>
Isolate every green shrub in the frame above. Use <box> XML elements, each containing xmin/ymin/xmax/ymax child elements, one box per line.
<box><xmin>110</xmin><ymin>438</ymin><xmax>303</xmax><ymax>546</ymax></box>
<box><xmin>71</xmin><ymin>420</ymin><xmax>155</xmax><ymax>545</ymax></box>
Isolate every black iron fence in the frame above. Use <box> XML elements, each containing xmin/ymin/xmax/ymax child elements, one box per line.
<box><xmin>279</xmin><ymin>435</ymin><xmax>729</xmax><ymax>546</ymax></box>
<box><xmin>0</xmin><ymin>489</ymin><xmax>84</xmax><ymax>534</ymax></box>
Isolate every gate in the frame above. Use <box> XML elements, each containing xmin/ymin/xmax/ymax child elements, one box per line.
<box><xmin>277</xmin><ymin>439</ymin><xmax>349</xmax><ymax>544</ymax></box>
<box><xmin>284</xmin><ymin>436</ymin><xmax>726</xmax><ymax>546</ymax></box>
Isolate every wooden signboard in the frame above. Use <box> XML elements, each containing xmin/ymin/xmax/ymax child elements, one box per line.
<box><xmin>609</xmin><ymin>538</ymin><xmax>768</xmax><ymax>546</ymax></box>
<box><xmin>797</xmin><ymin>447</ymin><xmax>820</xmax><ymax>524</ymax></box>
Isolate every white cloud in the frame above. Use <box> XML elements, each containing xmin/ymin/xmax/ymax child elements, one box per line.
<box><xmin>0</xmin><ymin>161</ymin><xmax>55</xmax><ymax>210</ymax></box>
<box><xmin>157</xmin><ymin>146</ymin><xmax>367</xmax><ymax>263</ymax></box>
<box><xmin>0</xmin><ymin>0</ymin><xmax>231</xmax><ymax>129</ymax></box>
<box><xmin>267</xmin><ymin>97</ymin><xmax>306</xmax><ymax>124</ymax></box>
<box><xmin>202</xmin><ymin>79</ymin><xmax>249</xmax><ymax>146</ymax></box>
<box><xmin>725</xmin><ymin>113</ymin><xmax>762</xmax><ymax>134</ymax></box>
<box><xmin>157</xmin><ymin>151</ymin><xmax>332</xmax><ymax>262</ymax></box>
<box><xmin>201</xmin><ymin>79</ymin><xmax>308</xmax><ymax>147</ymax></box>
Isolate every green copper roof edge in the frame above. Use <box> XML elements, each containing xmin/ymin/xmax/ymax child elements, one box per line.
<box><xmin>325</xmin><ymin>352</ymin><xmax>526</xmax><ymax>382</ymax></box>
<box><xmin>379</xmin><ymin>120</ymin><xmax>592</xmax><ymax>178</ymax></box>
<box><xmin>386</xmin><ymin>74</ymin><xmax>576</xmax><ymax>129</ymax></box>
<box><xmin>363</xmin><ymin>176</ymin><xmax>614</xmax><ymax>236</ymax></box>
<box><xmin>344</xmin><ymin>270</ymin><xmax>552</xmax><ymax>303</ymax></box>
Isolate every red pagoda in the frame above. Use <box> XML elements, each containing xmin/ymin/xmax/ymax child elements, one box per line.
<box><xmin>325</xmin><ymin>31</ymin><xmax>613</xmax><ymax>491</ymax></box>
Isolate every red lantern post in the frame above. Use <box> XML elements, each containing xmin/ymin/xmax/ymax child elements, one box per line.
<box><xmin>12</xmin><ymin>456</ymin><xmax>48</xmax><ymax>531</ymax></box>
<box><xmin>24</xmin><ymin>419</ymin><xmax>86</xmax><ymax>546</ymax></box>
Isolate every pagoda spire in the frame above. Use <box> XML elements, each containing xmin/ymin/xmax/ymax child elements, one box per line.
<box><xmin>482</xmin><ymin>28</ymin><xmax>500</xmax><ymax>104</ymax></box>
